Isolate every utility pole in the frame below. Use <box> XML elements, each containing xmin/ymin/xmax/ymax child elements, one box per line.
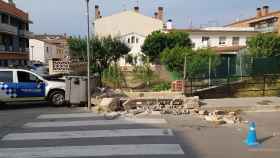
<box><xmin>208</xmin><ymin>57</ymin><xmax>211</xmax><ymax>87</ymax></box>
<box><xmin>31</xmin><ymin>45</ymin><xmax>34</xmax><ymax>61</ymax></box>
<box><xmin>183</xmin><ymin>55</ymin><xmax>187</xmax><ymax>80</ymax></box>
<box><xmin>85</xmin><ymin>0</ymin><xmax>91</xmax><ymax>110</ymax></box>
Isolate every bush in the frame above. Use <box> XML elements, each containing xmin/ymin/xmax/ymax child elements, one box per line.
<box><xmin>152</xmin><ymin>82</ymin><xmax>171</xmax><ymax>92</ymax></box>
<box><xmin>102</xmin><ymin>64</ymin><xmax>125</xmax><ymax>88</ymax></box>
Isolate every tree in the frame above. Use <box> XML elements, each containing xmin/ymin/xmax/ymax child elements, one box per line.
<box><xmin>160</xmin><ymin>46</ymin><xmax>220</xmax><ymax>78</ymax></box>
<box><xmin>68</xmin><ymin>36</ymin><xmax>130</xmax><ymax>76</ymax></box>
<box><xmin>133</xmin><ymin>56</ymin><xmax>158</xmax><ymax>87</ymax></box>
<box><xmin>187</xmin><ymin>48</ymin><xmax>220</xmax><ymax>77</ymax></box>
<box><xmin>67</xmin><ymin>37</ymin><xmax>87</xmax><ymax>60</ymax></box>
<box><xmin>247</xmin><ymin>33</ymin><xmax>280</xmax><ymax>57</ymax></box>
<box><xmin>160</xmin><ymin>46</ymin><xmax>192</xmax><ymax>74</ymax></box>
<box><xmin>141</xmin><ymin>31</ymin><xmax>192</xmax><ymax>62</ymax></box>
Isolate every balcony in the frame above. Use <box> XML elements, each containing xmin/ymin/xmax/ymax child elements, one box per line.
<box><xmin>0</xmin><ymin>51</ymin><xmax>29</xmax><ymax>60</ymax></box>
<box><xmin>0</xmin><ymin>23</ymin><xmax>17</xmax><ymax>35</ymax></box>
<box><xmin>255</xmin><ymin>25</ymin><xmax>278</xmax><ymax>33</ymax></box>
<box><xmin>19</xmin><ymin>30</ymin><xmax>33</xmax><ymax>38</ymax></box>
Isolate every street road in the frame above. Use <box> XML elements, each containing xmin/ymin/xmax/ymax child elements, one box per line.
<box><xmin>0</xmin><ymin>103</ymin><xmax>187</xmax><ymax>158</ymax></box>
<box><xmin>0</xmin><ymin>103</ymin><xmax>280</xmax><ymax>158</ymax></box>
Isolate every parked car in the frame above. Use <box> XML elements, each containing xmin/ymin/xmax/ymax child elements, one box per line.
<box><xmin>0</xmin><ymin>68</ymin><xmax>66</xmax><ymax>106</ymax></box>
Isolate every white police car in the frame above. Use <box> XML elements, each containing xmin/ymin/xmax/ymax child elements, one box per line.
<box><xmin>0</xmin><ymin>68</ymin><xmax>66</xmax><ymax>106</ymax></box>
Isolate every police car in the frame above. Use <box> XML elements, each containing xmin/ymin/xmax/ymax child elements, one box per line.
<box><xmin>0</xmin><ymin>68</ymin><xmax>66</xmax><ymax>106</ymax></box>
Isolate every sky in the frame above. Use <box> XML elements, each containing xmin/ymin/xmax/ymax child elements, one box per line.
<box><xmin>14</xmin><ymin>0</ymin><xmax>280</xmax><ymax>36</ymax></box>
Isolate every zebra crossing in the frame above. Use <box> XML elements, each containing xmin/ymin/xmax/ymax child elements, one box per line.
<box><xmin>0</xmin><ymin>112</ymin><xmax>186</xmax><ymax>158</ymax></box>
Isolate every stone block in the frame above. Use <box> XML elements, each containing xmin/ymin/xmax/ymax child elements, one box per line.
<box><xmin>199</xmin><ymin>110</ymin><xmax>208</xmax><ymax>115</ymax></box>
<box><xmin>213</xmin><ymin>110</ymin><xmax>225</xmax><ymax>115</ymax></box>
<box><xmin>99</xmin><ymin>98</ymin><xmax>120</xmax><ymax>112</ymax></box>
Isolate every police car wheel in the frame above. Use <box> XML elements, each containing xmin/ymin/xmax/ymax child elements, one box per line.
<box><xmin>49</xmin><ymin>91</ymin><xmax>65</xmax><ymax>106</ymax></box>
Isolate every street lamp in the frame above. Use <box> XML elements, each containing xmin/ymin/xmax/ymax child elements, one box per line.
<box><xmin>85</xmin><ymin>0</ymin><xmax>91</xmax><ymax>110</ymax></box>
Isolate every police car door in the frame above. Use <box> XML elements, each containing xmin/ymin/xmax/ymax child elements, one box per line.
<box><xmin>16</xmin><ymin>70</ymin><xmax>45</xmax><ymax>100</ymax></box>
<box><xmin>0</xmin><ymin>70</ymin><xmax>16</xmax><ymax>102</ymax></box>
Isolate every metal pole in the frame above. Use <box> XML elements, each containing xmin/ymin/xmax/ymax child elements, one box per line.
<box><xmin>31</xmin><ymin>46</ymin><xmax>34</xmax><ymax>61</ymax></box>
<box><xmin>240</xmin><ymin>55</ymin><xmax>243</xmax><ymax>80</ymax></box>
<box><xmin>208</xmin><ymin>57</ymin><xmax>211</xmax><ymax>87</ymax></box>
<box><xmin>227</xmin><ymin>56</ymin><xmax>230</xmax><ymax>76</ymax></box>
<box><xmin>86</xmin><ymin>0</ymin><xmax>91</xmax><ymax>110</ymax></box>
<box><xmin>183</xmin><ymin>55</ymin><xmax>187</xmax><ymax>80</ymax></box>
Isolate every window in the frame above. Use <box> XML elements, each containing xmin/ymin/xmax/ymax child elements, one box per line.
<box><xmin>131</xmin><ymin>36</ymin><xmax>135</xmax><ymax>44</ymax></box>
<box><xmin>202</xmin><ymin>36</ymin><xmax>210</xmax><ymax>47</ymax></box>
<box><xmin>1</xmin><ymin>14</ymin><xmax>9</xmax><ymax>24</ymax></box>
<box><xmin>202</xmin><ymin>36</ymin><xmax>210</xmax><ymax>42</ymax></box>
<box><xmin>219</xmin><ymin>37</ymin><xmax>226</xmax><ymax>45</ymax></box>
<box><xmin>17</xmin><ymin>71</ymin><xmax>40</xmax><ymax>83</ymax></box>
<box><xmin>232</xmin><ymin>37</ymin><xmax>240</xmax><ymax>46</ymax></box>
<box><xmin>3</xmin><ymin>60</ymin><xmax>8</xmax><ymax>67</ymax></box>
<box><xmin>0</xmin><ymin>71</ymin><xmax>13</xmax><ymax>82</ymax></box>
<box><xmin>127</xmin><ymin>38</ymin><xmax>130</xmax><ymax>44</ymax></box>
<box><xmin>136</xmin><ymin>38</ymin><xmax>139</xmax><ymax>43</ymax></box>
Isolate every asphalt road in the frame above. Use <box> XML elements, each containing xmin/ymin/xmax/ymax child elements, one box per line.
<box><xmin>0</xmin><ymin>102</ymin><xmax>189</xmax><ymax>158</ymax></box>
<box><xmin>0</xmin><ymin>102</ymin><xmax>279</xmax><ymax>158</ymax></box>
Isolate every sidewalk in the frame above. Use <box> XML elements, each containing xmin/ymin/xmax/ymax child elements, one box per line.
<box><xmin>200</xmin><ymin>97</ymin><xmax>280</xmax><ymax>111</ymax></box>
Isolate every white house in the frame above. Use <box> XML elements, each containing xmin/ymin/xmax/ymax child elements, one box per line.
<box><xmin>118</xmin><ymin>32</ymin><xmax>146</xmax><ymax>66</ymax></box>
<box><xmin>29</xmin><ymin>39</ymin><xmax>66</xmax><ymax>64</ymax></box>
<box><xmin>94</xmin><ymin>5</ymin><xmax>165</xmax><ymax>68</ymax></box>
<box><xmin>173</xmin><ymin>27</ymin><xmax>258</xmax><ymax>55</ymax></box>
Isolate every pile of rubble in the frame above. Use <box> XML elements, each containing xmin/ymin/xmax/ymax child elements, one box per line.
<box><xmin>95</xmin><ymin>96</ymin><xmax>242</xmax><ymax>125</ymax></box>
<box><xmin>196</xmin><ymin>110</ymin><xmax>242</xmax><ymax>125</ymax></box>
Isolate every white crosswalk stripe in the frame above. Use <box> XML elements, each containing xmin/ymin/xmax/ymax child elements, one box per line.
<box><xmin>0</xmin><ymin>112</ymin><xmax>185</xmax><ymax>158</ymax></box>
<box><xmin>24</xmin><ymin>117</ymin><xmax>167</xmax><ymax>128</ymax></box>
<box><xmin>2</xmin><ymin>129</ymin><xmax>173</xmax><ymax>140</ymax></box>
<box><xmin>37</xmin><ymin>113</ymin><xmax>100</xmax><ymax>119</ymax></box>
<box><xmin>0</xmin><ymin>144</ymin><xmax>184</xmax><ymax>158</ymax></box>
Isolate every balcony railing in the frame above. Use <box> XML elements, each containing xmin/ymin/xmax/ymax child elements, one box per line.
<box><xmin>0</xmin><ymin>23</ymin><xmax>17</xmax><ymax>35</ymax></box>
<box><xmin>0</xmin><ymin>45</ymin><xmax>29</xmax><ymax>53</ymax></box>
<box><xmin>255</xmin><ymin>25</ymin><xmax>278</xmax><ymax>33</ymax></box>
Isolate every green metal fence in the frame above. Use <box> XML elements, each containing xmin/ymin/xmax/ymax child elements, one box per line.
<box><xmin>195</xmin><ymin>51</ymin><xmax>280</xmax><ymax>79</ymax></box>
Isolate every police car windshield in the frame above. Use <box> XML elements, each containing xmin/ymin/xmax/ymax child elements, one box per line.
<box><xmin>31</xmin><ymin>67</ymin><xmax>49</xmax><ymax>77</ymax></box>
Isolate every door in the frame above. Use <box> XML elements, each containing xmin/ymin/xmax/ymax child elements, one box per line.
<box><xmin>0</xmin><ymin>71</ymin><xmax>16</xmax><ymax>101</ymax></box>
<box><xmin>16</xmin><ymin>71</ymin><xmax>45</xmax><ymax>100</ymax></box>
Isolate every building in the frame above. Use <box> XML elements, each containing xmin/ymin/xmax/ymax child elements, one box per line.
<box><xmin>29</xmin><ymin>34</ymin><xmax>69</xmax><ymax>64</ymax></box>
<box><xmin>227</xmin><ymin>6</ymin><xmax>280</xmax><ymax>34</ymax></box>
<box><xmin>174</xmin><ymin>27</ymin><xmax>258</xmax><ymax>55</ymax></box>
<box><xmin>94</xmin><ymin>5</ymin><xmax>165</xmax><ymax>67</ymax></box>
<box><xmin>0</xmin><ymin>0</ymin><xmax>31</xmax><ymax>67</ymax></box>
<box><xmin>168</xmin><ymin>27</ymin><xmax>258</xmax><ymax>76</ymax></box>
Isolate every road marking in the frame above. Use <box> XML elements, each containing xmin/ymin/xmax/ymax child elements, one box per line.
<box><xmin>0</xmin><ymin>144</ymin><xmax>184</xmax><ymax>158</ymax></box>
<box><xmin>24</xmin><ymin>118</ymin><xmax>167</xmax><ymax>128</ymax></box>
<box><xmin>37</xmin><ymin>113</ymin><xmax>100</xmax><ymax>119</ymax></box>
<box><xmin>2</xmin><ymin>129</ymin><xmax>173</xmax><ymax>141</ymax></box>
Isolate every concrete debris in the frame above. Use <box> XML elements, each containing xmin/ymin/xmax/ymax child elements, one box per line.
<box><xmin>129</xmin><ymin>108</ymin><xmax>146</xmax><ymax>115</ymax></box>
<box><xmin>213</xmin><ymin>110</ymin><xmax>225</xmax><ymax>116</ymax></box>
<box><xmin>223</xmin><ymin>116</ymin><xmax>236</xmax><ymax>124</ymax></box>
<box><xmin>97</xmin><ymin>94</ymin><xmax>242</xmax><ymax>125</ymax></box>
<box><xmin>214</xmin><ymin>120</ymin><xmax>226</xmax><ymax>125</ymax></box>
<box><xmin>190</xmin><ymin>109</ymin><xmax>199</xmax><ymax>115</ymax></box>
<box><xmin>93</xmin><ymin>88</ymin><xmax>126</xmax><ymax>99</ymax></box>
<box><xmin>99</xmin><ymin>98</ymin><xmax>121</xmax><ymax>112</ymax></box>
<box><xmin>103</xmin><ymin>112</ymin><xmax>121</xmax><ymax>120</ymax></box>
<box><xmin>199</xmin><ymin>110</ymin><xmax>208</xmax><ymax>115</ymax></box>
<box><xmin>123</xmin><ymin>96</ymin><xmax>200</xmax><ymax>111</ymax></box>
<box><xmin>228</xmin><ymin>111</ymin><xmax>236</xmax><ymax>116</ymax></box>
